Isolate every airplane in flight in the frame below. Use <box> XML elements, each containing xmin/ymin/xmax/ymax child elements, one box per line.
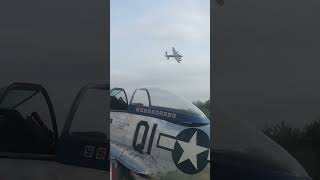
<box><xmin>165</xmin><ymin>47</ymin><xmax>183</xmax><ymax>63</ymax></box>
<box><xmin>110</xmin><ymin>87</ymin><xmax>210</xmax><ymax>179</ymax></box>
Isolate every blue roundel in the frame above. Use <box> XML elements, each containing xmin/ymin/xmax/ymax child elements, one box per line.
<box><xmin>172</xmin><ymin>128</ymin><xmax>209</xmax><ymax>174</ymax></box>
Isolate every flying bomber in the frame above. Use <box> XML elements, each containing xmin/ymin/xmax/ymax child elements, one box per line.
<box><xmin>165</xmin><ymin>47</ymin><xmax>183</xmax><ymax>63</ymax></box>
<box><xmin>110</xmin><ymin>87</ymin><xmax>210</xmax><ymax>180</ymax></box>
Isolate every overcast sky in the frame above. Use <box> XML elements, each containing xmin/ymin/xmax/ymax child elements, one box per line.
<box><xmin>0</xmin><ymin>0</ymin><xmax>107</xmax><ymax>130</ymax></box>
<box><xmin>214</xmin><ymin>0</ymin><xmax>320</xmax><ymax>129</ymax></box>
<box><xmin>111</xmin><ymin>0</ymin><xmax>210</xmax><ymax>102</ymax></box>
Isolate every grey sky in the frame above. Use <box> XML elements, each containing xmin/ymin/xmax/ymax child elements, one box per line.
<box><xmin>111</xmin><ymin>0</ymin><xmax>210</xmax><ymax>102</ymax></box>
<box><xmin>0</xmin><ymin>0</ymin><xmax>107</xmax><ymax>130</ymax></box>
<box><xmin>214</xmin><ymin>0</ymin><xmax>320</xmax><ymax>128</ymax></box>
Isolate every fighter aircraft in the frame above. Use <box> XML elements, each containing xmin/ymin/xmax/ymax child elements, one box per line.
<box><xmin>0</xmin><ymin>82</ymin><xmax>108</xmax><ymax>179</ymax></box>
<box><xmin>165</xmin><ymin>47</ymin><xmax>183</xmax><ymax>63</ymax></box>
<box><xmin>110</xmin><ymin>87</ymin><xmax>210</xmax><ymax>180</ymax></box>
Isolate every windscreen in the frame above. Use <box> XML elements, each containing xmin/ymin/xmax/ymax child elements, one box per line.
<box><xmin>0</xmin><ymin>88</ymin><xmax>54</xmax><ymax>132</ymax></box>
<box><xmin>0</xmin><ymin>89</ymin><xmax>36</xmax><ymax>109</ymax></box>
<box><xmin>147</xmin><ymin>88</ymin><xmax>207</xmax><ymax>118</ymax></box>
<box><xmin>110</xmin><ymin>88</ymin><xmax>127</xmax><ymax>111</ymax></box>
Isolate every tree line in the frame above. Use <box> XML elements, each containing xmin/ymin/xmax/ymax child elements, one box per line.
<box><xmin>193</xmin><ymin>99</ymin><xmax>211</xmax><ymax>120</ymax></box>
<box><xmin>263</xmin><ymin>119</ymin><xmax>320</xmax><ymax>179</ymax></box>
<box><xmin>193</xmin><ymin>99</ymin><xmax>319</xmax><ymax>179</ymax></box>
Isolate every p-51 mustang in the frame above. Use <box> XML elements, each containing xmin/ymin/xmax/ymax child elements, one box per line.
<box><xmin>0</xmin><ymin>82</ymin><xmax>108</xmax><ymax>179</ymax></box>
<box><xmin>165</xmin><ymin>47</ymin><xmax>183</xmax><ymax>63</ymax></box>
<box><xmin>110</xmin><ymin>87</ymin><xmax>210</xmax><ymax>179</ymax></box>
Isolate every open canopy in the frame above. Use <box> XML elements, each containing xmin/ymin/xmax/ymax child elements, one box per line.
<box><xmin>0</xmin><ymin>82</ymin><xmax>58</xmax><ymax>154</ymax></box>
<box><xmin>0</xmin><ymin>82</ymin><xmax>58</xmax><ymax>138</ymax></box>
<box><xmin>111</xmin><ymin>87</ymin><xmax>210</xmax><ymax>126</ymax></box>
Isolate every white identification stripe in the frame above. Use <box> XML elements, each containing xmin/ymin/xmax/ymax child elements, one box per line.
<box><xmin>207</xmin><ymin>150</ymin><xmax>210</xmax><ymax>161</ymax></box>
<box><xmin>158</xmin><ymin>135</ymin><xmax>176</xmax><ymax>150</ymax></box>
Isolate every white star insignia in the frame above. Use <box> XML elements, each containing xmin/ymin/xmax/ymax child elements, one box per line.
<box><xmin>177</xmin><ymin>130</ymin><xmax>208</xmax><ymax>170</ymax></box>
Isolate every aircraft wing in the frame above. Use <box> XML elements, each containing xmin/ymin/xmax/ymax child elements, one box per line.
<box><xmin>172</xmin><ymin>47</ymin><xmax>177</xmax><ymax>56</ymax></box>
<box><xmin>110</xmin><ymin>142</ymin><xmax>155</xmax><ymax>175</ymax></box>
<box><xmin>172</xmin><ymin>47</ymin><xmax>182</xmax><ymax>63</ymax></box>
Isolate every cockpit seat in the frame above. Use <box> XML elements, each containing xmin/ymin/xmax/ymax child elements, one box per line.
<box><xmin>111</xmin><ymin>96</ymin><xmax>127</xmax><ymax>111</ymax></box>
<box><xmin>0</xmin><ymin>109</ymin><xmax>54</xmax><ymax>154</ymax></box>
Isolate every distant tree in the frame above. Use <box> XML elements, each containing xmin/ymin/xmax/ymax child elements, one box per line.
<box><xmin>303</xmin><ymin>119</ymin><xmax>320</xmax><ymax>146</ymax></box>
<box><xmin>263</xmin><ymin>120</ymin><xmax>302</xmax><ymax>148</ymax></box>
<box><xmin>263</xmin><ymin>119</ymin><xmax>320</xmax><ymax>180</ymax></box>
<box><xmin>193</xmin><ymin>99</ymin><xmax>211</xmax><ymax>120</ymax></box>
